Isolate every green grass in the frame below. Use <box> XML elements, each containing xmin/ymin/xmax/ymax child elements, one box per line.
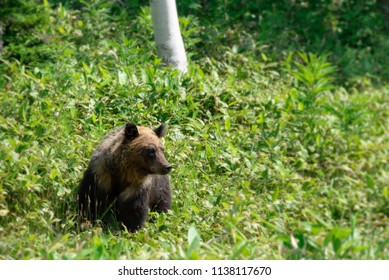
<box><xmin>0</xmin><ymin>0</ymin><xmax>388</xmax><ymax>259</ymax></box>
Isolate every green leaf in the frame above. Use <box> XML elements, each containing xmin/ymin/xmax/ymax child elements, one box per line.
<box><xmin>383</xmin><ymin>187</ymin><xmax>389</xmax><ymax>198</ymax></box>
<box><xmin>187</xmin><ymin>225</ymin><xmax>201</xmax><ymax>256</ymax></box>
<box><xmin>82</xmin><ymin>62</ymin><xmax>91</xmax><ymax>74</ymax></box>
<box><xmin>118</xmin><ymin>71</ymin><xmax>127</xmax><ymax>85</ymax></box>
<box><xmin>49</xmin><ymin>168</ymin><xmax>59</xmax><ymax>179</ymax></box>
<box><xmin>272</xmin><ymin>187</ymin><xmax>279</xmax><ymax>202</ymax></box>
<box><xmin>366</xmin><ymin>176</ymin><xmax>374</xmax><ymax>189</ymax></box>
<box><xmin>225</xmin><ymin>117</ymin><xmax>231</xmax><ymax>130</ymax></box>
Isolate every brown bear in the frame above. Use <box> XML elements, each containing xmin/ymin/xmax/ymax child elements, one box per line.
<box><xmin>78</xmin><ymin>122</ymin><xmax>172</xmax><ymax>232</ymax></box>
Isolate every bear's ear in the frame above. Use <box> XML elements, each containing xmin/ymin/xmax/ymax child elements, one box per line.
<box><xmin>154</xmin><ymin>124</ymin><xmax>166</xmax><ymax>138</ymax></box>
<box><xmin>125</xmin><ymin>122</ymin><xmax>139</xmax><ymax>141</ymax></box>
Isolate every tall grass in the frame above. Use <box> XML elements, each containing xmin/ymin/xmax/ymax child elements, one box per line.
<box><xmin>0</xmin><ymin>0</ymin><xmax>388</xmax><ymax>259</ymax></box>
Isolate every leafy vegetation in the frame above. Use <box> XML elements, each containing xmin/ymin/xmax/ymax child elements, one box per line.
<box><xmin>0</xmin><ymin>0</ymin><xmax>388</xmax><ymax>259</ymax></box>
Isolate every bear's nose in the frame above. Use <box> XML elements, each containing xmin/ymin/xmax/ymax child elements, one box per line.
<box><xmin>164</xmin><ymin>164</ymin><xmax>173</xmax><ymax>173</ymax></box>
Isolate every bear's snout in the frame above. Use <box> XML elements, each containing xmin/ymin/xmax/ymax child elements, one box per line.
<box><xmin>148</xmin><ymin>157</ymin><xmax>172</xmax><ymax>175</ymax></box>
<box><xmin>162</xmin><ymin>164</ymin><xmax>172</xmax><ymax>174</ymax></box>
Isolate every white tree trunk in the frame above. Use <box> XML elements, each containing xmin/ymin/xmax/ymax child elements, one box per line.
<box><xmin>150</xmin><ymin>0</ymin><xmax>188</xmax><ymax>73</ymax></box>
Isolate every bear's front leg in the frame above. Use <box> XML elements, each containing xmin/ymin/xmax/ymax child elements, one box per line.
<box><xmin>118</xmin><ymin>190</ymin><xmax>149</xmax><ymax>232</ymax></box>
<box><xmin>149</xmin><ymin>175</ymin><xmax>172</xmax><ymax>213</ymax></box>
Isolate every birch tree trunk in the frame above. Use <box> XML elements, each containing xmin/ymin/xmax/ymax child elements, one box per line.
<box><xmin>150</xmin><ymin>0</ymin><xmax>188</xmax><ymax>72</ymax></box>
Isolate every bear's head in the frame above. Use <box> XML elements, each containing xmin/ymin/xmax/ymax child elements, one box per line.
<box><xmin>123</xmin><ymin>122</ymin><xmax>172</xmax><ymax>176</ymax></box>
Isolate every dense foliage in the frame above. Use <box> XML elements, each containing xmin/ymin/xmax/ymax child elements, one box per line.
<box><xmin>0</xmin><ymin>0</ymin><xmax>388</xmax><ymax>259</ymax></box>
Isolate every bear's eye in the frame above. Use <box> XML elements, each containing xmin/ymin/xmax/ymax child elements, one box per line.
<box><xmin>145</xmin><ymin>147</ymin><xmax>156</xmax><ymax>158</ymax></box>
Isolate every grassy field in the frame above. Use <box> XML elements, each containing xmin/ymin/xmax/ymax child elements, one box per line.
<box><xmin>0</xmin><ymin>0</ymin><xmax>388</xmax><ymax>259</ymax></box>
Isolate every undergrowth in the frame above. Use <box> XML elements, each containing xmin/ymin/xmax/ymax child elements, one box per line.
<box><xmin>0</xmin><ymin>0</ymin><xmax>388</xmax><ymax>259</ymax></box>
